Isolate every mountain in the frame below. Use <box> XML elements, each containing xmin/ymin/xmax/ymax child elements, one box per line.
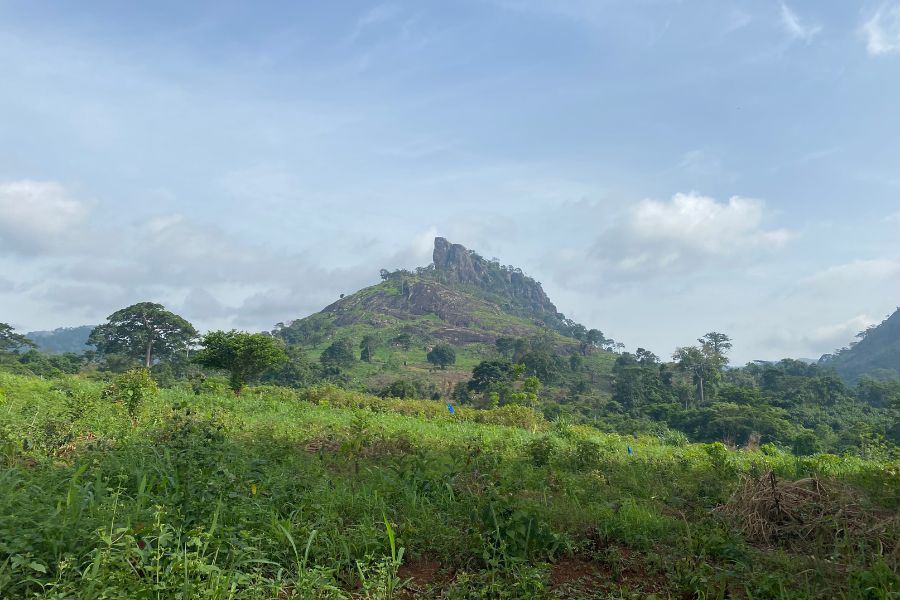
<box><xmin>26</xmin><ymin>326</ymin><xmax>94</xmax><ymax>354</ymax></box>
<box><xmin>277</xmin><ymin>237</ymin><xmax>586</xmax><ymax>346</ymax></box>
<box><xmin>273</xmin><ymin>237</ymin><xmax>614</xmax><ymax>393</ymax></box>
<box><xmin>820</xmin><ymin>308</ymin><xmax>900</xmax><ymax>383</ymax></box>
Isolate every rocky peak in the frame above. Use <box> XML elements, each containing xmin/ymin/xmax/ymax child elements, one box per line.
<box><xmin>431</xmin><ymin>237</ymin><xmax>559</xmax><ymax>319</ymax></box>
<box><xmin>433</xmin><ymin>237</ymin><xmax>480</xmax><ymax>285</ymax></box>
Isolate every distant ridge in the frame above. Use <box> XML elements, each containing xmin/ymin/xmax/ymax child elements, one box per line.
<box><xmin>26</xmin><ymin>325</ymin><xmax>94</xmax><ymax>354</ymax></box>
<box><xmin>820</xmin><ymin>307</ymin><xmax>900</xmax><ymax>382</ymax></box>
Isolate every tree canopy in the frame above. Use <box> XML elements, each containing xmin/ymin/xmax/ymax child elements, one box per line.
<box><xmin>194</xmin><ymin>330</ymin><xmax>286</xmax><ymax>394</ymax></box>
<box><xmin>426</xmin><ymin>343</ymin><xmax>456</xmax><ymax>369</ymax></box>
<box><xmin>0</xmin><ymin>323</ymin><xmax>36</xmax><ymax>353</ymax></box>
<box><xmin>320</xmin><ymin>339</ymin><xmax>356</xmax><ymax>370</ymax></box>
<box><xmin>89</xmin><ymin>302</ymin><xmax>197</xmax><ymax>368</ymax></box>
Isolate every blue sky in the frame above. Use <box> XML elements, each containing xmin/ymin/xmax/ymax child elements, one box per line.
<box><xmin>1</xmin><ymin>0</ymin><xmax>899</xmax><ymax>363</ymax></box>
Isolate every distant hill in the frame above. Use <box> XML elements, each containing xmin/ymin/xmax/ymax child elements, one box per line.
<box><xmin>26</xmin><ymin>326</ymin><xmax>94</xmax><ymax>354</ymax></box>
<box><xmin>277</xmin><ymin>237</ymin><xmax>598</xmax><ymax>348</ymax></box>
<box><xmin>820</xmin><ymin>308</ymin><xmax>900</xmax><ymax>383</ymax></box>
<box><xmin>273</xmin><ymin>237</ymin><xmax>615</xmax><ymax>394</ymax></box>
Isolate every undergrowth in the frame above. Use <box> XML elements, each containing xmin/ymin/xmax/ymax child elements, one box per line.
<box><xmin>0</xmin><ymin>372</ymin><xmax>897</xmax><ymax>598</ymax></box>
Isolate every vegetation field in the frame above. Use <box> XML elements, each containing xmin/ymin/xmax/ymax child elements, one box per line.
<box><xmin>1</xmin><ymin>372</ymin><xmax>897</xmax><ymax>599</ymax></box>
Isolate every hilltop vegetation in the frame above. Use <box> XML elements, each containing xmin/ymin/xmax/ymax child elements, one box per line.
<box><xmin>0</xmin><ymin>372</ymin><xmax>897</xmax><ymax>598</ymax></box>
<box><xmin>822</xmin><ymin>308</ymin><xmax>900</xmax><ymax>383</ymax></box>
<box><xmin>24</xmin><ymin>326</ymin><xmax>94</xmax><ymax>355</ymax></box>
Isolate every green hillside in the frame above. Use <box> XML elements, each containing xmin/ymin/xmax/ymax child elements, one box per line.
<box><xmin>822</xmin><ymin>308</ymin><xmax>900</xmax><ymax>383</ymax></box>
<box><xmin>271</xmin><ymin>238</ymin><xmax>618</xmax><ymax>411</ymax></box>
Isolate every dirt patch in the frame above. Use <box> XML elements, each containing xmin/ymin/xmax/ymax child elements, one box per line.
<box><xmin>398</xmin><ymin>560</ymin><xmax>451</xmax><ymax>598</ymax></box>
<box><xmin>550</xmin><ymin>559</ymin><xmax>600</xmax><ymax>588</ymax></box>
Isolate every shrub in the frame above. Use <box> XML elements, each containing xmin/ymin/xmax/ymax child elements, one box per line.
<box><xmin>102</xmin><ymin>368</ymin><xmax>158</xmax><ymax>422</ymax></box>
<box><xmin>474</xmin><ymin>404</ymin><xmax>546</xmax><ymax>430</ymax></box>
<box><xmin>569</xmin><ymin>438</ymin><xmax>603</xmax><ymax>471</ymax></box>
<box><xmin>525</xmin><ymin>435</ymin><xmax>558</xmax><ymax>467</ymax></box>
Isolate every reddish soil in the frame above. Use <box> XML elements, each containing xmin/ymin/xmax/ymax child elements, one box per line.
<box><xmin>398</xmin><ymin>560</ymin><xmax>449</xmax><ymax>598</ymax></box>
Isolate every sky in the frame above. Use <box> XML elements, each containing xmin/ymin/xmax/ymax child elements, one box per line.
<box><xmin>1</xmin><ymin>0</ymin><xmax>899</xmax><ymax>364</ymax></box>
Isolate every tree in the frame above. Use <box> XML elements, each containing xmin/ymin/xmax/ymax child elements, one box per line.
<box><xmin>673</xmin><ymin>346</ymin><xmax>713</xmax><ymax>406</ymax></box>
<box><xmin>391</xmin><ymin>333</ymin><xmax>412</xmax><ymax>350</ymax></box>
<box><xmin>495</xmin><ymin>337</ymin><xmax>517</xmax><ymax>359</ymax></box>
<box><xmin>427</xmin><ymin>343</ymin><xmax>456</xmax><ymax>370</ymax></box>
<box><xmin>635</xmin><ymin>348</ymin><xmax>660</xmax><ymax>366</ymax></box>
<box><xmin>320</xmin><ymin>339</ymin><xmax>356</xmax><ymax>370</ymax></box>
<box><xmin>0</xmin><ymin>323</ymin><xmax>35</xmax><ymax>353</ymax></box>
<box><xmin>581</xmin><ymin>329</ymin><xmax>606</xmax><ymax>355</ymax></box>
<box><xmin>699</xmin><ymin>332</ymin><xmax>732</xmax><ymax>369</ymax></box>
<box><xmin>89</xmin><ymin>302</ymin><xmax>197</xmax><ymax>368</ymax></box>
<box><xmin>359</xmin><ymin>335</ymin><xmax>377</xmax><ymax>363</ymax></box>
<box><xmin>194</xmin><ymin>330</ymin><xmax>287</xmax><ymax>394</ymax></box>
<box><xmin>468</xmin><ymin>360</ymin><xmax>513</xmax><ymax>393</ymax></box>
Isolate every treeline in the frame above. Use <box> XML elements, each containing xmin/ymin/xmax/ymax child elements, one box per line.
<box><xmin>602</xmin><ymin>341</ymin><xmax>899</xmax><ymax>456</ymax></box>
<box><xmin>2</xmin><ymin>303</ymin><xmax>898</xmax><ymax>457</ymax></box>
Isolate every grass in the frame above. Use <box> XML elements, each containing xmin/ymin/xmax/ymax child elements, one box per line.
<box><xmin>0</xmin><ymin>371</ymin><xmax>898</xmax><ymax>598</ymax></box>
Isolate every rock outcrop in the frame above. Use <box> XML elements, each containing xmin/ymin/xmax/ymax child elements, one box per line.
<box><xmin>432</xmin><ymin>237</ymin><xmax>558</xmax><ymax>319</ymax></box>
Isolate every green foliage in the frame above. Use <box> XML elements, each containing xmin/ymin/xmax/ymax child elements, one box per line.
<box><xmin>194</xmin><ymin>330</ymin><xmax>287</xmax><ymax>394</ymax></box>
<box><xmin>88</xmin><ymin>302</ymin><xmax>197</xmax><ymax>368</ymax></box>
<box><xmin>320</xmin><ymin>338</ymin><xmax>356</xmax><ymax>370</ymax></box>
<box><xmin>272</xmin><ymin>313</ymin><xmax>336</xmax><ymax>346</ymax></box>
<box><xmin>0</xmin><ymin>371</ymin><xmax>896</xmax><ymax>598</ymax></box>
<box><xmin>0</xmin><ymin>322</ymin><xmax>35</xmax><ymax>353</ymax></box>
<box><xmin>102</xmin><ymin>368</ymin><xmax>158</xmax><ymax>421</ymax></box>
<box><xmin>426</xmin><ymin>343</ymin><xmax>456</xmax><ymax>370</ymax></box>
<box><xmin>360</xmin><ymin>335</ymin><xmax>377</xmax><ymax>363</ymax></box>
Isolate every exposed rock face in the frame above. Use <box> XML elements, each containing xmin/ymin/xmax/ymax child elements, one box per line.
<box><xmin>433</xmin><ymin>237</ymin><xmax>479</xmax><ymax>284</ymax></box>
<box><xmin>432</xmin><ymin>237</ymin><xmax>558</xmax><ymax>318</ymax></box>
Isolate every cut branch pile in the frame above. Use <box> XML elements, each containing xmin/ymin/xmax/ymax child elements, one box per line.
<box><xmin>720</xmin><ymin>471</ymin><xmax>899</xmax><ymax>556</ymax></box>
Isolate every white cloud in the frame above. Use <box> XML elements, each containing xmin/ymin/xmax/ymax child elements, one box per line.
<box><xmin>0</xmin><ymin>180</ymin><xmax>91</xmax><ymax>254</ymax></box>
<box><xmin>780</xmin><ymin>3</ymin><xmax>822</xmax><ymax>43</ymax></box>
<box><xmin>764</xmin><ymin>314</ymin><xmax>878</xmax><ymax>359</ymax></box>
<box><xmin>592</xmin><ymin>192</ymin><xmax>792</xmax><ymax>276</ymax></box>
<box><xmin>804</xmin><ymin>258</ymin><xmax>900</xmax><ymax>288</ymax></box>
<box><xmin>862</xmin><ymin>4</ymin><xmax>900</xmax><ymax>55</ymax></box>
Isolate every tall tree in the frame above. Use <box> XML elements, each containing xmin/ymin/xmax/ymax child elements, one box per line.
<box><xmin>194</xmin><ymin>330</ymin><xmax>286</xmax><ymax>394</ymax></box>
<box><xmin>89</xmin><ymin>302</ymin><xmax>197</xmax><ymax>368</ymax></box>
<box><xmin>320</xmin><ymin>339</ymin><xmax>356</xmax><ymax>369</ymax></box>
<box><xmin>0</xmin><ymin>323</ymin><xmax>36</xmax><ymax>353</ymax></box>
<box><xmin>673</xmin><ymin>346</ymin><xmax>712</xmax><ymax>406</ymax></box>
<box><xmin>426</xmin><ymin>343</ymin><xmax>456</xmax><ymax>370</ymax></box>
<box><xmin>359</xmin><ymin>335</ymin><xmax>377</xmax><ymax>363</ymax></box>
<box><xmin>699</xmin><ymin>332</ymin><xmax>732</xmax><ymax>369</ymax></box>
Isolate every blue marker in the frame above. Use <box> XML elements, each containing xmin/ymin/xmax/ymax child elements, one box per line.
<box><xmin>627</xmin><ymin>446</ymin><xmax>633</xmax><ymax>456</ymax></box>
<box><xmin>447</xmin><ymin>404</ymin><xmax>455</xmax><ymax>414</ymax></box>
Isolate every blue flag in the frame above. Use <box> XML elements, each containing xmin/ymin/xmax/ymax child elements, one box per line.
<box><xmin>447</xmin><ymin>404</ymin><xmax>455</xmax><ymax>414</ymax></box>
<box><xmin>627</xmin><ymin>446</ymin><xmax>633</xmax><ymax>456</ymax></box>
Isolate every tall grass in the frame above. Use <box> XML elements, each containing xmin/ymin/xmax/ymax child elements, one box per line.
<box><xmin>0</xmin><ymin>372</ymin><xmax>896</xmax><ymax>598</ymax></box>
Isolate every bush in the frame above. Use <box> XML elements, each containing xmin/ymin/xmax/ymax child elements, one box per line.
<box><xmin>102</xmin><ymin>368</ymin><xmax>158</xmax><ymax>422</ymax></box>
<box><xmin>473</xmin><ymin>404</ymin><xmax>546</xmax><ymax>430</ymax></box>
<box><xmin>525</xmin><ymin>435</ymin><xmax>559</xmax><ymax>467</ymax></box>
<box><xmin>569</xmin><ymin>438</ymin><xmax>603</xmax><ymax>471</ymax></box>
